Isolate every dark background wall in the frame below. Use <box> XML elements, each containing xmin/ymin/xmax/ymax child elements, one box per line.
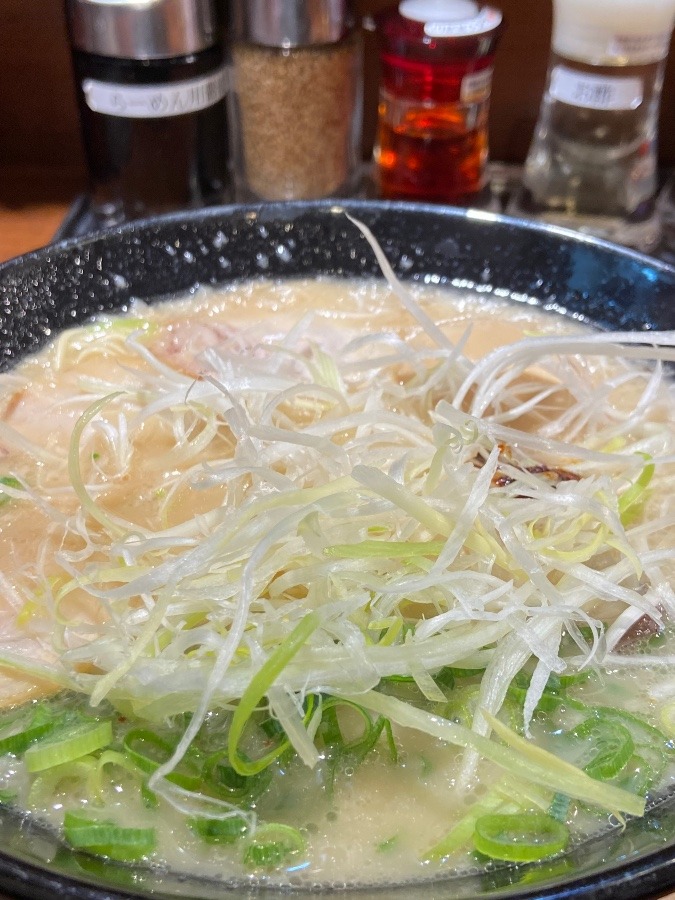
<box><xmin>2</xmin><ymin>1</ymin><xmax>675</xmax><ymax>196</ymax></box>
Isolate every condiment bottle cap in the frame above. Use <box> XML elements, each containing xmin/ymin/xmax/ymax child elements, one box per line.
<box><xmin>397</xmin><ymin>0</ymin><xmax>502</xmax><ymax>37</ymax></box>
<box><xmin>552</xmin><ymin>0</ymin><xmax>675</xmax><ymax>65</ymax></box>
<box><xmin>232</xmin><ymin>0</ymin><xmax>353</xmax><ymax>48</ymax></box>
<box><xmin>400</xmin><ymin>0</ymin><xmax>479</xmax><ymax>23</ymax></box>
<box><xmin>65</xmin><ymin>0</ymin><xmax>219</xmax><ymax>60</ymax></box>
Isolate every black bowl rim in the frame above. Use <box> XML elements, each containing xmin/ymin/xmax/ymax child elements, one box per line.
<box><xmin>3</xmin><ymin>197</ymin><xmax>675</xmax><ymax>275</ymax></box>
<box><xmin>0</xmin><ymin>199</ymin><xmax>674</xmax><ymax>900</ymax></box>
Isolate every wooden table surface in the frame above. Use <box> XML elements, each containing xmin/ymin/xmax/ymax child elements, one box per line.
<box><xmin>0</xmin><ymin>200</ymin><xmax>69</xmax><ymax>263</ymax></box>
<box><xmin>0</xmin><ymin>165</ymin><xmax>82</xmax><ymax>264</ymax></box>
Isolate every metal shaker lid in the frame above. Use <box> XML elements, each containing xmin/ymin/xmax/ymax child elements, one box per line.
<box><xmin>232</xmin><ymin>0</ymin><xmax>353</xmax><ymax>48</ymax></box>
<box><xmin>65</xmin><ymin>0</ymin><xmax>219</xmax><ymax>60</ymax></box>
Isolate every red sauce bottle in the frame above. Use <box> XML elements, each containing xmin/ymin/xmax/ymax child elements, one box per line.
<box><xmin>374</xmin><ymin>0</ymin><xmax>503</xmax><ymax>205</ymax></box>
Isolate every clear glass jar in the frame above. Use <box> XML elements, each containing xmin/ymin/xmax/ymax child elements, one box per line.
<box><xmin>510</xmin><ymin>0</ymin><xmax>675</xmax><ymax>252</ymax></box>
<box><xmin>228</xmin><ymin>0</ymin><xmax>363</xmax><ymax>202</ymax></box>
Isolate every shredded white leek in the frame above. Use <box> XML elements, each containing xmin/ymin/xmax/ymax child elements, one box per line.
<box><xmin>1</xmin><ymin>216</ymin><xmax>674</xmax><ymax>821</ymax></box>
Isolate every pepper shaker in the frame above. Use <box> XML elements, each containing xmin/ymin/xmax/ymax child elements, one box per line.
<box><xmin>65</xmin><ymin>0</ymin><xmax>232</xmax><ymax>226</ymax></box>
<box><xmin>229</xmin><ymin>0</ymin><xmax>363</xmax><ymax>201</ymax></box>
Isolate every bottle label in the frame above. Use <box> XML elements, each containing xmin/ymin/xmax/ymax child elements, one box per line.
<box><xmin>82</xmin><ymin>66</ymin><xmax>229</xmax><ymax>119</ymax></box>
<box><xmin>550</xmin><ymin>66</ymin><xmax>643</xmax><ymax>110</ymax></box>
<box><xmin>422</xmin><ymin>7</ymin><xmax>502</xmax><ymax>38</ymax></box>
<box><xmin>460</xmin><ymin>68</ymin><xmax>494</xmax><ymax>103</ymax></box>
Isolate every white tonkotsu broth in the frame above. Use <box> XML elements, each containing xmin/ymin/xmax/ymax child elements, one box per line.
<box><xmin>0</xmin><ymin>272</ymin><xmax>673</xmax><ymax>889</ymax></box>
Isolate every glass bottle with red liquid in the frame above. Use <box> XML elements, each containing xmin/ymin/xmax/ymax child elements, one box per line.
<box><xmin>374</xmin><ymin>0</ymin><xmax>503</xmax><ymax>205</ymax></box>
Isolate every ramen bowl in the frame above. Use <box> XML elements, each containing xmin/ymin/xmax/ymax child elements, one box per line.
<box><xmin>0</xmin><ymin>200</ymin><xmax>674</xmax><ymax>900</ymax></box>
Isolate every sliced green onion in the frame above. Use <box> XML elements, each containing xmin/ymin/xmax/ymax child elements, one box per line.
<box><xmin>0</xmin><ymin>704</ymin><xmax>56</xmax><ymax>756</ymax></box>
<box><xmin>442</xmin><ymin>686</ymin><xmax>481</xmax><ymax>728</ymax></box>
<box><xmin>383</xmin><ymin>718</ymin><xmax>398</xmax><ymax>764</ymax></box>
<box><xmin>27</xmin><ymin>757</ymin><xmax>99</xmax><ymax>807</ymax></box>
<box><xmin>321</xmin><ymin>697</ymin><xmax>386</xmax><ymax>763</ymax></box>
<box><xmin>473</xmin><ymin>812</ymin><xmax>569</xmax><ymax>862</ymax></box>
<box><xmin>618</xmin><ymin>455</ymin><xmax>654</xmax><ymax>525</ymax></box>
<box><xmin>202</xmin><ymin>751</ymin><xmax>272</xmax><ymax>802</ymax></box>
<box><xmin>425</xmin><ymin>790</ymin><xmax>512</xmax><ymax>862</ymax></box>
<box><xmin>228</xmin><ymin>612</ymin><xmax>320</xmax><ymax>777</ymax></box>
<box><xmin>259</xmin><ymin>715</ymin><xmax>286</xmax><ymax>740</ymax></box>
<box><xmin>377</xmin><ymin>835</ymin><xmax>399</xmax><ymax>853</ymax></box>
<box><xmin>508</xmin><ymin>683</ymin><xmax>562</xmax><ymax>714</ymax></box>
<box><xmin>243</xmin><ymin>822</ymin><xmax>306</xmax><ymax>870</ymax></box>
<box><xmin>24</xmin><ymin>720</ymin><xmax>113</xmax><ymax>773</ymax></box>
<box><xmin>516</xmin><ymin>856</ymin><xmax>575</xmax><ymax>886</ymax></box>
<box><xmin>316</xmin><ymin>697</ymin><xmax>390</xmax><ymax>794</ymax></box>
<box><xmin>434</xmin><ymin>668</ymin><xmax>456</xmax><ymax>690</ymax></box>
<box><xmin>548</xmin><ymin>792</ymin><xmax>570</xmax><ymax>823</ymax></box>
<box><xmin>369</xmin><ymin>616</ymin><xmax>403</xmax><ymax>647</ymax></box>
<box><xmin>64</xmin><ymin>811</ymin><xmax>155</xmax><ymax>861</ymax></box>
<box><xmin>555</xmin><ymin>671</ymin><xmax>592</xmax><ymax>689</ymax></box>
<box><xmin>0</xmin><ymin>476</ymin><xmax>22</xmax><ymax>506</ymax></box>
<box><xmin>508</xmin><ymin>672</ymin><xmax>586</xmax><ymax>714</ymax></box>
<box><xmin>614</xmin><ymin>753</ymin><xmax>658</xmax><ymax>797</ymax></box>
<box><xmin>123</xmin><ymin>729</ymin><xmax>202</xmax><ymax>790</ymax></box>
<box><xmin>571</xmin><ymin>718</ymin><xmax>634</xmax><ymax>780</ymax></box>
<box><xmin>351</xmin><ymin>693</ymin><xmax>645</xmax><ymax>817</ymax></box>
<box><xmin>141</xmin><ymin>781</ymin><xmax>159</xmax><ymax>809</ymax></box>
<box><xmin>443</xmin><ymin>666</ymin><xmax>487</xmax><ymax>679</ymax></box>
<box><xmin>485</xmin><ymin>710</ymin><xmax>644</xmax><ymax>817</ymax></box>
<box><xmin>189</xmin><ymin>813</ymin><xmax>249</xmax><ymax>844</ymax></box>
<box><xmin>592</xmin><ymin>705</ymin><xmax>673</xmax><ymax>751</ymax></box>
<box><xmin>93</xmin><ymin>749</ymin><xmax>145</xmax><ymax>801</ymax></box>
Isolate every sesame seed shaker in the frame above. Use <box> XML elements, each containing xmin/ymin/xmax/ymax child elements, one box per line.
<box><xmin>229</xmin><ymin>0</ymin><xmax>363</xmax><ymax>201</ymax></box>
